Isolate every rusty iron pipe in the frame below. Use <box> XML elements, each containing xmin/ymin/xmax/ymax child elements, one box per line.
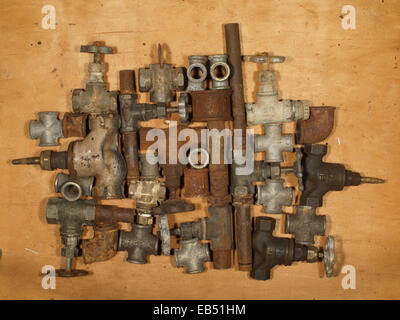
<box><xmin>225</xmin><ymin>23</ymin><xmax>246</xmax><ymax>139</ymax></box>
<box><xmin>95</xmin><ymin>205</ymin><xmax>134</xmax><ymax>224</ymax></box>
<box><xmin>225</xmin><ymin>23</ymin><xmax>253</xmax><ymax>271</ymax></box>
<box><xmin>120</xmin><ymin>70</ymin><xmax>136</xmax><ymax>95</ymax></box>
<box><xmin>235</xmin><ymin>205</ymin><xmax>252</xmax><ymax>271</ymax></box>
<box><xmin>122</xmin><ymin>131</ymin><xmax>140</xmax><ymax>182</ymax></box>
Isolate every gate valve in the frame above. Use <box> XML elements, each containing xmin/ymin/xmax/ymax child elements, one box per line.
<box><xmin>300</xmin><ymin>144</ymin><xmax>385</xmax><ymax>207</ymax></box>
<box><xmin>251</xmin><ymin>216</ymin><xmax>335</xmax><ymax>280</ymax></box>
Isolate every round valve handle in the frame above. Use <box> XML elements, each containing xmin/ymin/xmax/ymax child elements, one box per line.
<box><xmin>242</xmin><ymin>52</ymin><xmax>285</xmax><ymax>64</ymax></box>
<box><xmin>323</xmin><ymin>236</ymin><xmax>335</xmax><ymax>277</ymax></box>
<box><xmin>80</xmin><ymin>44</ymin><xmax>113</xmax><ymax>54</ymax></box>
<box><xmin>178</xmin><ymin>93</ymin><xmax>192</xmax><ymax>125</ymax></box>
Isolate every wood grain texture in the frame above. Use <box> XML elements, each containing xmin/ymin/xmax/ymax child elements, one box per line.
<box><xmin>0</xmin><ymin>0</ymin><xmax>399</xmax><ymax>299</ymax></box>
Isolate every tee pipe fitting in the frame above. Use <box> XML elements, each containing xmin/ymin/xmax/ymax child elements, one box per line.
<box><xmin>118</xmin><ymin>223</ymin><xmax>159</xmax><ymax>264</ymax></box>
<box><xmin>54</xmin><ymin>173</ymin><xmax>94</xmax><ymax>202</ymax></box>
<box><xmin>209</xmin><ymin>54</ymin><xmax>231</xmax><ymax>90</ymax></box>
<box><xmin>174</xmin><ymin>238</ymin><xmax>211</xmax><ymax>274</ymax></box>
<box><xmin>285</xmin><ymin>206</ymin><xmax>326</xmax><ymax>245</ymax></box>
<box><xmin>186</xmin><ymin>55</ymin><xmax>208</xmax><ymax>91</ymax></box>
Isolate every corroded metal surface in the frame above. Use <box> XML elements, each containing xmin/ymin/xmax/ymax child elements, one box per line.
<box><xmin>296</xmin><ymin>107</ymin><xmax>336</xmax><ymax>144</ymax></box>
<box><xmin>183</xmin><ymin>167</ymin><xmax>209</xmax><ymax>197</ymax></box>
<box><xmin>191</xmin><ymin>89</ymin><xmax>232</xmax><ymax>122</ymax></box>
<box><xmin>71</xmin><ymin>113</ymin><xmax>126</xmax><ymax>199</ymax></box>
<box><xmin>63</xmin><ymin>112</ymin><xmax>88</xmax><ymax>138</ymax></box>
<box><xmin>82</xmin><ymin>223</ymin><xmax>119</xmax><ymax>264</ymax></box>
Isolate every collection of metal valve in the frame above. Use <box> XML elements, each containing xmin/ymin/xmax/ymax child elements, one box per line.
<box><xmin>12</xmin><ymin>23</ymin><xmax>384</xmax><ymax>279</ymax></box>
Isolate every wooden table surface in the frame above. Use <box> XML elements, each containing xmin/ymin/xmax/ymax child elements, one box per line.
<box><xmin>0</xmin><ymin>0</ymin><xmax>399</xmax><ymax>299</ymax></box>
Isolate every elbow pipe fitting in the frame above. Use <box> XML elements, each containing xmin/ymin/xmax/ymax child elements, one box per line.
<box><xmin>186</xmin><ymin>55</ymin><xmax>208</xmax><ymax>91</ymax></box>
<box><xmin>245</xmin><ymin>70</ymin><xmax>310</xmax><ymax>125</ymax></box>
<box><xmin>255</xmin><ymin>124</ymin><xmax>293</xmax><ymax>163</ymax></box>
<box><xmin>174</xmin><ymin>238</ymin><xmax>211</xmax><ymax>274</ymax></box>
<box><xmin>285</xmin><ymin>206</ymin><xmax>326</xmax><ymax>245</ymax></box>
<box><xmin>209</xmin><ymin>54</ymin><xmax>231</xmax><ymax>90</ymax></box>
<box><xmin>255</xmin><ymin>179</ymin><xmax>293</xmax><ymax>214</ymax></box>
<box><xmin>54</xmin><ymin>173</ymin><xmax>94</xmax><ymax>202</ymax></box>
<box><xmin>296</xmin><ymin>107</ymin><xmax>336</xmax><ymax>144</ymax></box>
<box><xmin>70</xmin><ymin>113</ymin><xmax>127</xmax><ymax>199</ymax></box>
<box><xmin>118</xmin><ymin>223</ymin><xmax>159</xmax><ymax>264</ymax></box>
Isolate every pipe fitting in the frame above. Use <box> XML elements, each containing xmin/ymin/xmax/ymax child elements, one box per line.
<box><xmin>54</xmin><ymin>173</ymin><xmax>94</xmax><ymax>201</ymax></box>
<box><xmin>209</xmin><ymin>54</ymin><xmax>231</xmax><ymax>90</ymax></box>
<box><xmin>46</xmin><ymin>198</ymin><xmax>96</xmax><ymax>265</ymax></box>
<box><xmin>174</xmin><ymin>238</ymin><xmax>211</xmax><ymax>274</ymax></box>
<box><xmin>82</xmin><ymin>223</ymin><xmax>119</xmax><ymax>264</ymax></box>
<box><xmin>29</xmin><ymin>112</ymin><xmax>64</xmax><ymax>147</ymax></box>
<box><xmin>186</xmin><ymin>55</ymin><xmax>208</xmax><ymax>91</ymax></box>
<box><xmin>119</xmin><ymin>70</ymin><xmax>158</xmax><ymax>132</ymax></box>
<box><xmin>256</xmin><ymin>179</ymin><xmax>293</xmax><ymax>214</ymax></box>
<box><xmin>296</xmin><ymin>107</ymin><xmax>336</xmax><ymax>144</ymax></box>
<box><xmin>285</xmin><ymin>206</ymin><xmax>326</xmax><ymax>245</ymax></box>
<box><xmin>255</xmin><ymin>124</ymin><xmax>293</xmax><ymax>163</ymax></box>
<box><xmin>183</xmin><ymin>167</ymin><xmax>209</xmax><ymax>197</ymax></box>
<box><xmin>72</xmin><ymin>43</ymin><xmax>118</xmax><ymax>114</ymax></box>
<box><xmin>118</xmin><ymin>223</ymin><xmax>158</xmax><ymax>264</ymax></box>
<box><xmin>138</xmin><ymin>45</ymin><xmax>185</xmax><ymax>103</ymax></box>
<box><xmin>245</xmin><ymin>69</ymin><xmax>310</xmax><ymax>125</ymax></box>
<box><xmin>172</xmin><ymin>218</ymin><xmax>208</xmax><ymax>241</ymax></box>
<box><xmin>71</xmin><ymin>113</ymin><xmax>126</xmax><ymax>199</ymax></box>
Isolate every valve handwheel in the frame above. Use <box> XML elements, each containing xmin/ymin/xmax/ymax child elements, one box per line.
<box><xmin>322</xmin><ymin>236</ymin><xmax>335</xmax><ymax>277</ymax></box>
<box><xmin>80</xmin><ymin>43</ymin><xmax>113</xmax><ymax>54</ymax></box>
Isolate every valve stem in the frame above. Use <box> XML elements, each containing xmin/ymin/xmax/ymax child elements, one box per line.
<box><xmin>12</xmin><ymin>157</ymin><xmax>40</xmax><ymax>165</ymax></box>
<box><xmin>360</xmin><ymin>176</ymin><xmax>386</xmax><ymax>184</ymax></box>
